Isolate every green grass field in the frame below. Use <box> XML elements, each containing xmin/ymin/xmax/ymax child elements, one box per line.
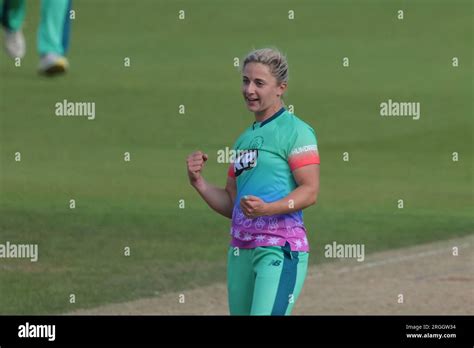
<box><xmin>0</xmin><ymin>0</ymin><xmax>472</xmax><ymax>314</ymax></box>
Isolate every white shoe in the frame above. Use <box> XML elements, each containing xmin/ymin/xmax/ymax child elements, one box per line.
<box><xmin>38</xmin><ymin>53</ymin><xmax>69</xmax><ymax>75</ymax></box>
<box><xmin>4</xmin><ymin>28</ymin><xmax>26</xmax><ymax>58</ymax></box>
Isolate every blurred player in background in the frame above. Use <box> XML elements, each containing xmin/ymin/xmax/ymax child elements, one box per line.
<box><xmin>186</xmin><ymin>48</ymin><xmax>320</xmax><ymax>315</ymax></box>
<box><xmin>1</xmin><ymin>0</ymin><xmax>72</xmax><ymax>75</ymax></box>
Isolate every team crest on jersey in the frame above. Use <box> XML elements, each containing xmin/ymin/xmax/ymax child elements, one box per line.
<box><xmin>234</xmin><ymin>149</ymin><xmax>258</xmax><ymax>177</ymax></box>
<box><xmin>249</xmin><ymin>136</ymin><xmax>264</xmax><ymax>149</ymax></box>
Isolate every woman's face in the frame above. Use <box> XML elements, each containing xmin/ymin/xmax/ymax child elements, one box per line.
<box><xmin>242</xmin><ymin>62</ymin><xmax>286</xmax><ymax>114</ymax></box>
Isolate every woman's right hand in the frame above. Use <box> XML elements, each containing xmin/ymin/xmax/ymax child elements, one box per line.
<box><xmin>186</xmin><ymin>151</ymin><xmax>208</xmax><ymax>185</ymax></box>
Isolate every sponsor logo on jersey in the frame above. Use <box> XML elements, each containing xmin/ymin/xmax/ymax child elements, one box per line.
<box><xmin>289</xmin><ymin>144</ymin><xmax>318</xmax><ymax>156</ymax></box>
<box><xmin>234</xmin><ymin>149</ymin><xmax>258</xmax><ymax>177</ymax></box>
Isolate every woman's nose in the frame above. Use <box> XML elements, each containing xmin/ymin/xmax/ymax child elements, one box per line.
<box><xmin>244</xmin><ymin>83</ymin><xmax>255</xmax><ymax>94</ymax></box>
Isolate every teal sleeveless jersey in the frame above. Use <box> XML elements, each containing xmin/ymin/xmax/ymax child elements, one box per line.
<box><xmin>227</xmin><ymin>107</ymin><xmax>320</xmax><ymax>252</ymax></box>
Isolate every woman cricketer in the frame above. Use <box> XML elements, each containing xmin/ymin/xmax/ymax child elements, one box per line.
<box><xmin>186</xmin><ymin>48</ymin><xmax>320</xmax><ymax>315</ymax></box>
<box><xmin>1</xmin><ymin>0</ymin><xmax>72</xmax><ymax>75</ymax></box>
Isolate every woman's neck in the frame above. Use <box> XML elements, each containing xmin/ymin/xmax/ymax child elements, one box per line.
<box><xmin>254</xmin><ymin>102</ymin><xmax>283</xmax><ymax>123</ymax></box>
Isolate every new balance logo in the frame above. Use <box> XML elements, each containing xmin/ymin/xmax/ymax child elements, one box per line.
<box><xmin>269</xmin><ymin>260</ymin><xmax>282</xmax><ymax>266</ymax></box>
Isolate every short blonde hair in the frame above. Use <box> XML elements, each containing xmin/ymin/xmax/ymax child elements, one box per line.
<box><xmin>242</xmin><ymin>47</ymin><xmax>289</xmax><ymax>85</ymax></box>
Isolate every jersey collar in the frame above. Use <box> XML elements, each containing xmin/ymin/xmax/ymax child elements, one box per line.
<box><xmin>252</xmin><ymin>107</ymin><xmax>286</xmax><ymax>130</ymax></box>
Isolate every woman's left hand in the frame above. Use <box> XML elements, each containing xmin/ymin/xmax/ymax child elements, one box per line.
<box><xmin>240</xmin><ymin>195</ymin><xmax>269</xmax><ymax>219</ymax></box>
